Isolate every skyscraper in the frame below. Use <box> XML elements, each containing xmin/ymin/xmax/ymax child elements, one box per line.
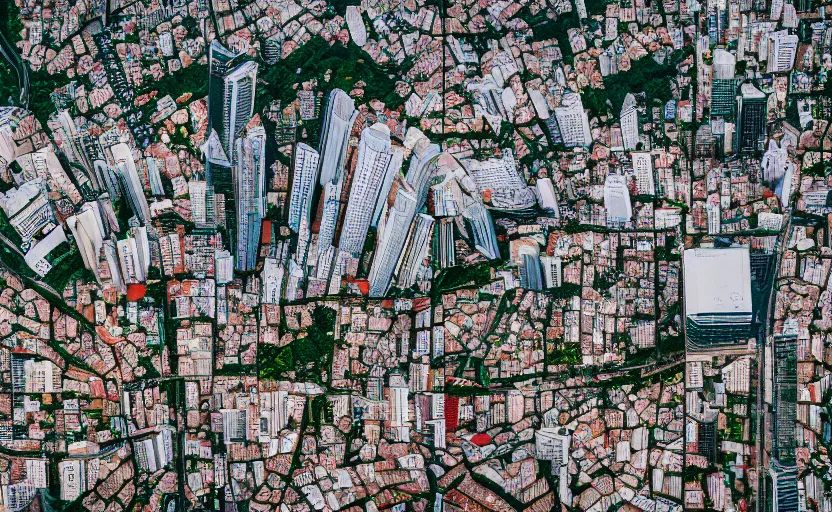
<box><xmin>462</xmin><ymin>201</ymin><xmax>500</xmax><ymax>260</ymax></box>
<box><xmin>368</xmin><ymin>178</ymin><xmax>418</xmax><ymax>297</ymax></box>
<box><xmin>603</xmin><ymin>174</ymin><xmax>633</xmax><ymax>225</ymax></box>
<box><xmin>405</xmin><ymin>139</ymin><xmax>441</xmax><ymax>211</ymax></box>
<box><xmin>519</xmin><ymin>248</ymin><xmax>543</xmax><ymax>291</ymax></box>
<box><xmin>631</xmin><ymin>152</ymin><xmax>655</xmax><ymax>195</ymax></box>
<box><xmin>620</xmin><ymin>93</ymin><xmax>639</xmax><ymax>150</ymax></box>
<box><xmin>772</xmin><ymin>334</ymin><xmax>797</xmax><ymax>463</ymax></box>
<box><xmin>767</xmin><ymin>460</ymin><xmax>799</xmax><ymax>512</ymax></box>
<box><xmin>396</xmin><ymin>213</ymin><xmax>434</xmax><ymax>290</ymax></box>
<box><xmin>208</xmin><ymin>42</ymin><xmax>257</xmax><ymax>161</ymax></box>
<box><xmin>111</xmin><ymin>143</ymin><xmax>150</xmax><ymax>224</ymax></box>
<box><xmin>554</xmin><ymin>93</ymin><xmax>592</xmax><ymax>148</ymax></box>
<box><xmin>287</xmin><ymin>143</ymin><xmax>320</xmax><ymax>232</ymax></box>
<box><xmin>318</xmin><ymin>89</ymin><xmax>359</xmax><ymax>186</ymax></box>
<box><xmin>338</xmin><ymin>123</ymin><xmax>399</xmax><ymax>255</ymax></box>
<box><xmin>711</xmin><ymin>49</ymin><xmax>740</xmax><ymax>117</ymax></box>
<box><xmin>540</xmin><ymin>255</ymin><xmax>562</xmax><ymax>288</ymax></box>
<box><xmin>233</xmin><ymin>126</ymin><xmax>267</xmax><ymax>271</ymax></box>
<box><xmin>736</xmin><ymin>82</ymin><xmax>767</xmax><ymax>153</ymax></box>
<box><xmin>767</xmin><ymin>31</ymin><xmax>799</xmax><ymax>73</ymax></box>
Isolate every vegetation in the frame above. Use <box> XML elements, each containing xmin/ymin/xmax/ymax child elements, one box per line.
<box><xmin>259</xmin><ymin>306</ymin><xmax>337</xmax><ymax>384</ymax></box>
<box><xmin>257</xmin><ymin>36</ymin><xmax>406</xmax><ymax>114</ymax></box>
<box><xmin>432</xmin><ymin>263</ymin><xmax>493</xmax><ymax>296</ymax></box>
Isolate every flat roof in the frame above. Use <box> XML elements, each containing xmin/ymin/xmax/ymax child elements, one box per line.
<box><xmin>683</xmin><ymin>247</ymin><xmax>752</xmax><ymax>316</ymax></box>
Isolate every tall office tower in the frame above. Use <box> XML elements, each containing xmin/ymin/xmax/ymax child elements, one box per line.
<box><xmin>189</xmin><ymin>180</ymin><xmax>207</xmax><ymax>227</ymax></box>
<box><xmin>683</xmin><ymin>247</ymin><xmax>753</xmax><ymax>350</ymax></box>
<box><xmin>94</xmin><ymin>160</ymin><xmax>121</xmax><ymax>200</ymax></box>
<box><xmin>711</xmin><ymin>49</ymin><xmax>739</xmax><ymax>117</ymax></box>
<box><xmin>317</xmin><ymin>181</ymin><xmax>341</xmax><ymax>255</ymax></box>
<box><xmin>519</xmin><ymin>248</ymin><xmax>543</xmax><ymax>291</ymax></box>
<box><xmin>554</xmin><ymin>93</ymin><xmax>592</xmax><ymax>148</ymax></box>
<box><xmin>405</xmin><ymin>139</ymin><xmax>441</xmax><ymax>211</ymax></box>
<box><xmin>372</xmin><ymin>147</ymin><xmax>403</xmax><ymax>226</ymax></box>
<box><xmin>318</xmin><ymin>89</ymin><xmax>359</xmax><ymax>186</ymax></box>
<box><xmin>67</xmin><ymin>202</ymin><xmax>106</xmax><ymax>279</ymax></box>
<box><xmin>222</xmin><ymin>61</ymin><xmax>258</xmax><ymax>161</ymax></box>
<box><xmin>388</xmin><ymin>373</ymin><xmax>410</xmax><ymax>442</ymax></box>
<box><xmin>631</xmin><ymin>152</ymin><xmax>655</xmax><ymax>195</ymax></box>
<box><xmin>111</xmin><ymin>143</ymin><xmax>150</xmax><ymax>224</ymax></box>
<box><xmin>233</xmin><ymin>127</ymin><xmax>267</xmax><ymax>271</ymax></box>
<box><xmin>287</xmin><ymin>143</ymin><xmax>321</xmax><ymax>232</ymax></box>
<box><xmin>396</xmin><ymin>213</ymin><xmax>434</xmax><ymax>290</ymax></box>
<box><xmin>367</xmin><ymin>178</ymin><xmax>418</xmax><ymax>297</ymax></box>
<box><xmin>535</xmin><ymin>178</ymin><xmax>560</xmax><ymax>218</ymax></box>
<box><xmin>338</xmin><ymin>123</ymin><xmax>398</xmax><ymax>255</ymax></box>
<box><xmin>261</xmin><ymin>257</ymin><xmax>284</xmax><ymax>304</ymax></box>
<box><xmin>736</xmin><ymin>82</ymin><xmax>767</xmax><ymax>153</ymax></box>
<box><xmin>620</xmin><ymin>93</ymin><xmax>639</xmax><ymax>150</ymax></box>
<box><xmin>208</xmin><ymin>41</ymin><xmax>247</xmax><ymax>158</ymax></box>
<box><xmin>462</xmin><ymin>201</ymin><xmax>500</xmax><ymax>260</ymax></box>
<box><xmin>438</xmin><ymin>218</ymin><xmax>456</xmax><ymax>268</ymax></box>
<box><xmin>603</xmin><ymin>174</ymin><xmax>633</xmax><ymax>225</ymax></box>
<box><xmin>767</xmin><ymin>460</ymin><xmax>799</xmax><ymax>512</ymax></box>
<box><xmin>773</xmin><ymin>334</ymin><xmax>798</xmax><ymax>463</ymax></box>
<box><xmin>707</xmin><ymin>202</ymin><xmax>721</xmax><ymax>235</ymax></box>
<box><xmin>540</xmin><ymin>255</ymin><xmax>562</xmax><ymax>288</ymax></box>
<box><xmin>767</xmin><ymin>31</ymin><xmax>799</xmax><ymax>73</ymax></box>
<box><xmin>58</xmin><ymin>460</ymin><xmax>86</xmax><ymax>502</ymax></box>
<box><xmin>117</xmin><ymin>237</ymin><xmax>147</xmax><ymax>283</ymax></box>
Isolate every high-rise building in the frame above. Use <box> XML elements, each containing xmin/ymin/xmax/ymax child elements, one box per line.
<box><xmin>111</xmin><ymin>143</ymin><xmax>150</xmax><ymax>224</ymax></box>
<box><xmin>535</xmin><ymin>177</ymin><xmax>560</xmax><ymax>217</ymax></box>
<box><xmin>535</xmin><ymin>428</ymin><xmax>570</xmax><ymax>466</ymax></box>
<box><xmin>711</xmin><ymin>78</ymin><xmax>741</xmax><ymax>117</ymax></box>
<box><xmin>462</xmin><ymin>202</ymin><xmax>500</xmax><ymax>260</ymax></box>
<box><xmin>208</xmin><ymin>41</ymin><xmax>257</xmax><ymax>160</ymax></box>
<box><xmin>318</xmin><ymin>89</ymin><xmax>358</xmax><ymax>186</ymax></box>
<box><xmin>396</xmin><ymin>213</ymin><xmax>434</xmax><ymax>290</ymax></box>
<box><xmin>554</xmin><ymin>93</ymin><xmax>592</xmax><ymax>148</ymax></box>
<box><xmin>368</xmin><ymin>178</ymin><xmax>418</xmax><ymax>297</ymax></box>
<box><xmin>58</xmin><ymin>460</ymin><xmax>86</xmax><ymax>501</ymax></box>
<box><xmin>519</xmin><ymin>249</ymin><xmax>543</xmax><ymax>291</ymax></box>
<box><xmin>540</xmin><ymin>255</ymin><xmax>562</xmax><ymax>288</ymax></box>
<box><xmin>317</xmin><ymin>181</ymin><xmax>342</xmax><ymax>255</ymax></box>
<box><xmin>766</xmin><ymin>31</ymin><xmax>798</xmax><ymax>73</ymax></box>
<box><xmin>683</xmin><ymin>247</ymin><xmax>753</xmax><ymax>350</ymax></box>
<box><xmin>603</xmin><ymin>174</ymin><xmax>633</xmax><ymax>225</ymax></box>
<box><xmin>233</xmin><ymin>127</ymin><xmax>267</xmax><ymax>271</ymax></box>
<box><xmin>620</xmin><ymin>93</ymin><xmax>639</xmax><ymax>150</ymax></box>
<box><xmin>189</xmin><ymin>180</ymin><xmax>207</xmax><ymax>227</ymax></box>
<box><xmin>736</xmin><ymin>82</ymin><xmax>767</xmax><ymax>153</ymax></box>
<box><xmin>338</xmin><ymin>123</ymin><xmax>399</xmax><ymax>255</ymax></box>
<box><xmin>405</xmin><ymin>139</ymin><xmax>441</xmax><ymax>211</ymax></box>
<box><xmin>388</xmin><ymin>373</ymin><xmax>410</xmax><ymax>442</ymax></box>
<box><xmin>767</xmin><ymin>460</ymin><xmax>799</xmax><ymax>512</ymax></box>
<box><xmin>66</xmin><ymin>202</ymin><xmax>106</xmax><ymax>280</ymax></box>
<box><xmin>631</xmin><ymin>152</ymin><xmax>655</xmax><ymax>195</ymax></box>
<box><xmin>287</xmin><ymin>142</ymin><xmax>320</xmax><ymax>232</ymax></box>
<box><xmin>712</xmin><ymin>48</ymin><xmax>737</xmax><ymax>80</ymax></box>
<box><xmin>772</xmin><ymin>334</ymin><xmax>797</xmax><ymax>463</ymax></box>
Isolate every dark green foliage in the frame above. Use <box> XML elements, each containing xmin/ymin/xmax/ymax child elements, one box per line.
<box><xmin>432</xmin><ymin>263</ymin><xmax>493</xmax><ymax>296</ymax></box>
<box><xmin>258</xmin><ymin>306</ymin><xmax>336</xmax><ymax>384</ymax></box>
<box><xmin>603</xmin><ymin>56</ymin><xmax>676</xmax><ymax>111</ymax></box>
<box><xmin>147</xmin><ymin>62</ymin><xmax>209</xmax><ymax>101</ymax></box>
<box><xmin>257</xmin><ymin>37</ymin><xmax>405</xmax><ymax>114</ymax></box>
<box><xmin>546</xmin><ymin>342</ymin><xmax>581</xmax><ymax>365</ymax></box>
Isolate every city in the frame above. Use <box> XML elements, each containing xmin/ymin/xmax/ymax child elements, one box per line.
<box><xmin>0</xmin><ymin>0</ymin><xmax>826</xmax><ymax>511</ymax></box>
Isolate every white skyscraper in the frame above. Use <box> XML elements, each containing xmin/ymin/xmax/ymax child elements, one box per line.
<box><xmin>767</xmin><ymin>31</ymin><xmax>798</xmax><ymax>73</ymax></box>
<box><xmin>111</xmin><ymin>143</ymin><xmax>150</xmax><ymax>224</ymax></box>
<box><xmin>620</xmin><ymin>93</ymin><xmax>639</xmax><ymax>150</ymax></box>
<box><xmin>221</xmin><ymin>61</ymin><xmax>258</xmax><ymax>160</ymax></box>
<box><xmin>388</xmin><ymin>373</ymin><xmax>410</xmax><ymax>442</ymax></box>
<box><xmin>554</xmin><ymin>93</ymin><xmax>592</xmax><ymax>148</ymax></box>
<box><xmin>631</xmin><ymin>152</ymin><xmax>655</xmax><ymax>195</ymax></box>
<box><xmin>535</xmin><ymin>177</ymin><xmax>560</xmax><ymax>218</ymax></box>
<box><xmin>368</xmin><ymin>178</ymin><xmax>418</xmax><ymax>297</ymax></box>
<box><xmin>58</xmin><ymin>460</ymin><xmax>86</xmax><ymax>501</ymax></box>
<box><xmin>318</xmin><ymin>89</ymin><xmax>359</xmax><ymax>186</ymax></box>
<box><xmin>338</xmin><ymin>123</ymin><xmax>399</xmax><ymax>255</ymax></box>
<box><xmin>713</xmin><ymin>48</ymin><xmax>737</xmax><ymax>79</ymax></box>
<box><xmin>462</xmin><ymin>201</ymin><xmax>500</xmax><ymax>260</ymax></box>
<box><xmin>189</xmin><ymin>180</ymin><xmax>207</xmax><ymax>226</ymax></box>
<box><xmin>396</xmin><ymin>213</ymin><xmax>434</xmax><ymax>290</ymax></box>
<box><xmin>603</xmin><ymin>174</ymin><xmax>633</xmax><ymax>225</ymax></box>
<box><xmin>316</xmin><ymin>180</ymin><xmax>341</xmax><ymax>255</ymax></box>
<box><xmin>66</xmin><ymin>202</ymin><xmax>106</xmax><ymax>279</ymax></box>
<box><xmin>540</xmin><ymin>255</ymin><xmax>562</xmax><ymax>288</ymax></box>
<box><xmin>287</xmin><ymin>142</ymin><xmax>320</xmax><ymax>232</ymax></box>
<box><xmin>405</xmin><ymin>139</ymin><xmax>441</xmax><ymax>211</ymax></box>
<box><xmin>234</xmin><ymin>126</ymin><xmax>267</xmax><ymax>271</ymax></box>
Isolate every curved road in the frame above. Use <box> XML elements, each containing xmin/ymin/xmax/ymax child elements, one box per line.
<box><xmin>0</xmin><ymin>24</ymin><xmax>29</xmax><ymax>108</ymax></box>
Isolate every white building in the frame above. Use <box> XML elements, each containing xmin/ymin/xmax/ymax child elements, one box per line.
<box><xmin>632</xmin><ymin>152</ymin><xmax>655</xmax><ymax>195</ymax></box>
<box><xmin>603</xmin><ymin>174</ymin><xmax>633</xmax><ymax>225</ymax></box>
<box><xmin>58</xmin><ymin>460</ymin><xmax>86</xmax><ymax>501</ymax></box>
<box><xmin>368</xmin><ymin>178</ymin><xmax>418</xmax><ymax>297</ymax></box>
<box><xmin>554</xmin><ymin>93</ymin><xmax>592</xmax><ymax>147</ymax></box>
<box><xmin>287</xmin><ymin>142</ymin><xmax>320</xmax><ymax>232</ymax></box>
<box><xmin>540</xmin><ymin>255</ymin><xmax>562</xmax><ymax>288</ymax></box>
<box><xmin>620</xmin><ymin>93</ymin><xmax>639</xmax><ymax>150</ymax></box>
<box><xmin>338</xmin><ymin>123</ymin><xmax>399</xmax><ymax>255</ymax></box>
<box><xmin>766</xmin><ymin>31</ymin><xmax>798</xmax><ymax>73</ymax></box>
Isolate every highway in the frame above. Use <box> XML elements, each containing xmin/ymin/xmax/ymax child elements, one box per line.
<box><xmin>0</xmin><ymin>18</ymin><xmax>30</xmax><ymax>108</ymax></box>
